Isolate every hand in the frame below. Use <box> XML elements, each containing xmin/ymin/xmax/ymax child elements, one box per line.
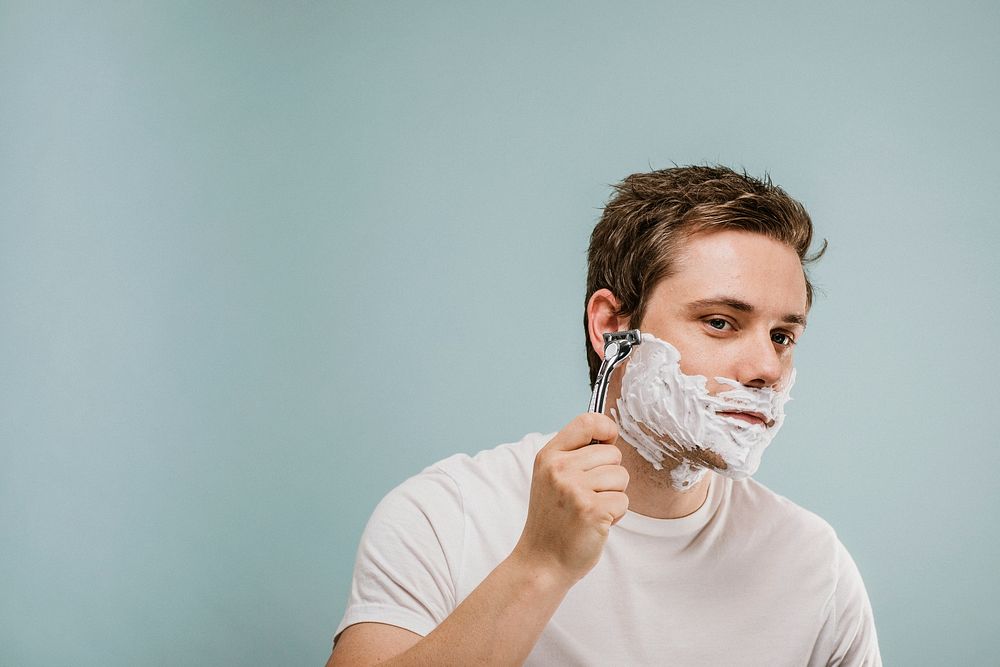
<box><xmin>511</xmin><ymin>413</ymin><xmax>630</xmax><ymax>586</ymax></box>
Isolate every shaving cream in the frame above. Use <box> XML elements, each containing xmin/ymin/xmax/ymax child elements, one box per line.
<box><xmin>612</xmin><ymin>333</ymin><xmax>795</xmax><ymax>491</ymax></box>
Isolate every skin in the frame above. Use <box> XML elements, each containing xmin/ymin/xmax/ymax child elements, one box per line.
<box><xmin>328</xmin><ymin>229</ymin><xmax>808</xmax><ymax>666</ymax></box>
<box><xmin>591</xmin><ymin>229</ymin><xmax>807</xmax><ymax>518</ymax></box>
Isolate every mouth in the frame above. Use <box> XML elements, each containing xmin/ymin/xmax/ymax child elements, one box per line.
<box><xmin>717</xmin><ymin>411</ymin><xmax>772</xmax><ymax>427</ymax></box>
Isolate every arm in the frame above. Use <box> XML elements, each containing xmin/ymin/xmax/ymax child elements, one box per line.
<box><xmin>327</xmin><ymin>413</ymin><xmax>629</xmax><ymax>666</ymax></box>
<box><xmin>329</xmin><ymin>551</ymin><xmax>570</xmax><ymax>666</ymax></box>
<box><xmin>825</xmin><ymin>541</ymin><xmax>882</xmax><ymax>667</ymax></box>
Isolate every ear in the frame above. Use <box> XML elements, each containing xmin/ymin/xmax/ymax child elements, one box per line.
<box><xmin>586</xmin><ymin>289</ymin><xmax>629</xmax><ymax>360</ymax></box>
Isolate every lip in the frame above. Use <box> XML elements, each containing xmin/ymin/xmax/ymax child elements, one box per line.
<box><xmin>717</xmin><ymin>411</ymin><xmax>772</xmax><ymax>427</ymax></box>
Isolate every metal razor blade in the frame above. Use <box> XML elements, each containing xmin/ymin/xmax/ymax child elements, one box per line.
<box><xmin>587</xmin><ymin>329</ymin><xmax>642</xmax><ymax>415</ymax></box>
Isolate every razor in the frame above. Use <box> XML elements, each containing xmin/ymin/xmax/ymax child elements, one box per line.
<box><xmin>588</xmin><ymin>329</ymin><xmax>642</xmax><ymax>415</ymax></box>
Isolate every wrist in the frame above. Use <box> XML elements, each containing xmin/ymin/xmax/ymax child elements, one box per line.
<box><xmin>504</xmin><ymin>546</ymin><xmax>580</xmax><ymax>596</ymax></box>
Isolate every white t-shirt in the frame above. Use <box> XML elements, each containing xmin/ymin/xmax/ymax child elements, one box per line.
<box><xmin>336</xmin><ymin>432</ymin><xmax>881</xmax><ymax>666</ymax></box>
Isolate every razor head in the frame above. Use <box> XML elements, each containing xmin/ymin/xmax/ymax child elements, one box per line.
<box><xmin>588</xmin><ymin>329</ymin><xmax>643</xmax><ymax>415</ymax></box>
<box><xmin>602</xmin><ymin>329</ymin><xmax>642</xmax><ymax>351</ymax></box>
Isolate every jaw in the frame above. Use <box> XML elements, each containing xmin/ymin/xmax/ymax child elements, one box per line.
<box><xmin>679</xmin><ymin>446</ymin><xmax>728</xmax><ymax>471</ymax></box>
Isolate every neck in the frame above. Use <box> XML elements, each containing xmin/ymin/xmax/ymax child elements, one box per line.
<box><xmin>616</xmin><ymin>439</ymin><xmax>713</xmax><ymax>519</ymax></box>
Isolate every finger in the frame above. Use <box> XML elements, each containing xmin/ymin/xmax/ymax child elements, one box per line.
<box><xmin>597</xmin><ymin>491</ymin><xmax>630</xmax><ymax>525</ymax></box>
<box><xmin>584</xmin><ymin>464</ymin><xmax>629</xmax><ymax>492</ymax></box>
<box><xmin>563</xmin><ymin>444</ymin><xmax>623</xmax><ymax>472</ymax></box>
<box><xmin>548</xmin><ymin>413</ymin><xmax>618</xmax><ymax>452</ymax></box>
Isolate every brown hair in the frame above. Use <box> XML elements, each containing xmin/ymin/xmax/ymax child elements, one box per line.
<box><xmin>585</xmin><ymin>165</ymin><xmax>826</xmax><ymax>387</ymax></box>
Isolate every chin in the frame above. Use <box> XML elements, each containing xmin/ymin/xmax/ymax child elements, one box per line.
<box><xmin>686</xmin><ymin>445</ymin><xmax>763</xmax><ymax>481</ymax></box>
<box><xmin>681</xmin><ymin>447</ymin><xmax>727</xmax><ymax>470</ymax></box>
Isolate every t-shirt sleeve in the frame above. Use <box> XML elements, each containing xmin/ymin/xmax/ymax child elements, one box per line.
<box><xmin>334</xmin><ymin>469</ymin><xmax>465</xmax><ymax>643</ymax></box>
<box><xmin>825</xmin><ymin>539</ymin><xmax>882</xmax><ymax>666</ymax></box>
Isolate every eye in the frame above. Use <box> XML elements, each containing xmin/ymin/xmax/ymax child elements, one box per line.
<box><xmin>706</xmin><ymin>318</ymin><xmax>732</xmax><ymax>331</ymax></box>
<box><xmin>772</xmin><ymin>331</ymin><xmax>796</xmax><ymax>347</ymax></box>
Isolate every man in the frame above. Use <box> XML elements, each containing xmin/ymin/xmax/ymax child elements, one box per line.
<box><xmin>328</xmin><ymin>166</ymin><xmax>881</xmax><ymax>665</ymax></box>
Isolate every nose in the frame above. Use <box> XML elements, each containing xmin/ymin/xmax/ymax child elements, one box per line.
<box><xmin>735</xmin><ymin>332</ymin><xmax>784</xmax><ymax>389</ymax></box>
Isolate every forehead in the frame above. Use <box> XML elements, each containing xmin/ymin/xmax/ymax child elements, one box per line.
<box><xmin>654</xmin><ymin>229</ymin><xmax>808</xmax><ymax>315</ymax></box>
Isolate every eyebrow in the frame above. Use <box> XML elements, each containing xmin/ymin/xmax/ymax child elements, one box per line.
<box><xmin>684</xmin><ymin>297</ymin><xmax>808</xmax><ymax>328</ymax></box>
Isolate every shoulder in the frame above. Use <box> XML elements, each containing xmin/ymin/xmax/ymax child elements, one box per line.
<box><xmin>337</xmin><ymin>433</ymin><xmax>552</xmax><ymax>640</ymax></box>
<box><xmin>726</xmin><ymin>477</ymin><xmax>878</xmax><ymax>611</ymax></box>
<box><xmin>724</xmin><ymin>478</ymin><xmax>882</xmax><ymax>662</ymax></box>
<box><xmin>372</xmin><ymin>431</ymin><xmax>550</xmax><ymax>525</ymax></box>
<box><xmin>729</xmin><ymin>476</ymin><xmax>838</xmax><ymax>544</ymax></box>
<box><xmin>424</xmin><ymin>431</ymin><xmax>549</xmax><ymax>489</ymax></box>
<box><xmin>724</xmin><ymin>477</ymin><xmax>844</xmax><ymax>585</ymax></box>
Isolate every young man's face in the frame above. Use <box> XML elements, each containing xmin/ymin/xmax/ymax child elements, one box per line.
<box><xmin>637</xmin><ymin>229</ymin><xmax>807</xmax><ymax>421</ymax></box>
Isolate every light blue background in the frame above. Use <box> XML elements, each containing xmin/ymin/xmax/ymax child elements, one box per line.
<box><xmin>2</xmin><ymin>2</ymin><xmax>998</xmax><ymax>665</ymax></box>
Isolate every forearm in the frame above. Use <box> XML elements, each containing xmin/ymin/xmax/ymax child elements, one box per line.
<box><xmin>386</xmin><ymin>552</ymin><xmax>572</xmax><ymax>666</ymax></box>
<box><xmin>331</xmin><ymin>416</ymin><xmax>624</xmax><ymax>667</ymax></box>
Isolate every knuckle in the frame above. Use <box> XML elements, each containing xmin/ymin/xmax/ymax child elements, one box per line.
<box><xmin>542</xmin><ymin>464</ymin><xmax>559</xmax><ymax>486</ymax></box>
<box><xmin>550</xmin><ymin>468</ymin><xmax>573</xmax><ymax>492</ymax></box>
<box><xmin>547</xmin><ymin>454</ymin><xmax>567</xmax><ymax>475</ymax></box>
<box><xmin>598</xmin><ymin>412</ymin><xmax>617</xmax><ymax>431</ymax></box>
<box><xmin>535</xmin><ymin>457</ymin><xmax>563</xmax><ymax>485</ymax></box>
<box><xmin>584</xmin><ymin>412</ymin><xmax>604</xmax><ymax>431</ymax></box>
<box><xmin>598</xmin><ymin>444</ymin><xmax>622</xmax><ymax>464</ymax></box>
<box><xmin>617</xmin><ymin>492</ymin><xmax>630</xmax><ymax>511</ymax></box>
<box><xmin>578</xmin><ymin>495</ymin><xmax>598</xmax><ymax>517</ymax></box>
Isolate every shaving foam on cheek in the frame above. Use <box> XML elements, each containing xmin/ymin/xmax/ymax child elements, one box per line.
<box><xmin>612</xmin><ymin>333</ymin><xmax>795</xmax><ymax>492</ymax></box>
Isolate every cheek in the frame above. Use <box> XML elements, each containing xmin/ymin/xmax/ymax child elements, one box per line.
<box><xmin>675</xmin><ymin>342</ymin><xmax>735</xmax><ymax>383</ymax></box>
<box><xmin>778</xmin><ymin>362</ymin><xmax>796</xmax><ymax>390</ymax></box>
